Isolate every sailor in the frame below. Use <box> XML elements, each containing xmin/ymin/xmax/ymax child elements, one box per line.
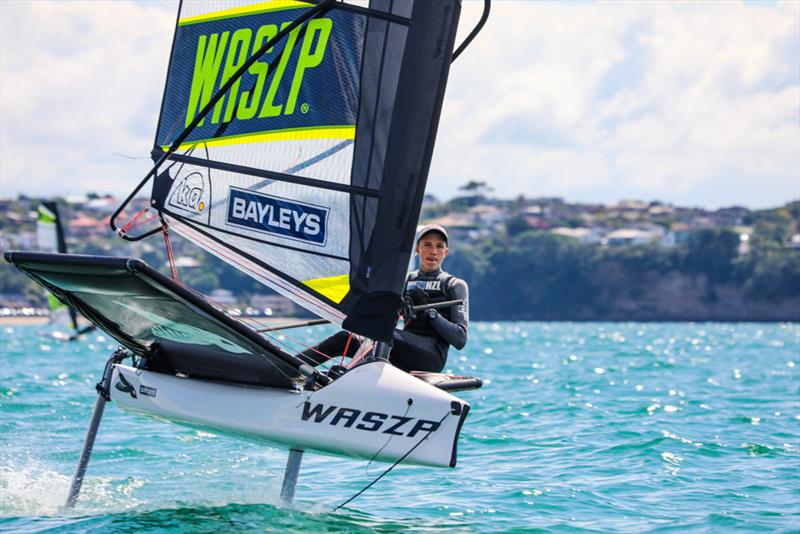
<box><xmin>298</xmin><ymin>224</ymin><xmax>469</xmax><ymax>373</ymax></box>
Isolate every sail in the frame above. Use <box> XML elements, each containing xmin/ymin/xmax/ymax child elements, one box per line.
<box><xmin>36</xmin><ymin>202</ymin><xmax>66</xmax><ymax>253</ymax></box>
<box><xmin>148</xmin><ymin>0</ymin><xmax>461</xmax><ymax>342</ymax></box>
<box><xmin>37</xmin><ymin>201</ymin><xmax>79</xmax><ymax>329</ymax></box>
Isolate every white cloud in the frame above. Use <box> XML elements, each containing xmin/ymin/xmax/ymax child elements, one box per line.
<box><xmin>0</xmin><ymin>0</ymin><xmax>173</xmax><ymax>198</ymax></box>
<box><xmin>434</xmin><ymin>0</ymin><xmax>800</xmax><ymax>208</ymax></box>
<box><xmin>0</xmin><ymin>0</ymin><xmax>798</xmax><ymax>208</ymax></box>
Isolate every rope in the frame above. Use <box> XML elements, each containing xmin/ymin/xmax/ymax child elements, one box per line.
<box><xmin>162</xmin><ymin>221</ymin><xmax>180</xmax><ymax>281</ymax></box>
<box><xmin>334</xmin><ymin>409</ymin><xmax>452</xmax><ymax>511</ymax></box>
<box><xmin>340</xmin><ymin>333</ymin><xmax>353</xmax><ymax>366</ymax></box>
<box><xmin>120</xmin><ymin>207</ymin><xmax>156</xmax><ymax>235</ymax></box>
<box><xmin>347</xmin><ymin>342</ymin><xmax>377</xmax><ymax>369</ymax></box>
<box><xmin>364</xmin><ymin>401</ymin><xmax>412</xmax><ymax>475</ymax></box>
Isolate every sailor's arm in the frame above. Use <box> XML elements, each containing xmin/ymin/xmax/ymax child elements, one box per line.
<box><xmin>428</xmin><ymin>280</ymin><xmax>469</xmax><ymax>350</ymax></box>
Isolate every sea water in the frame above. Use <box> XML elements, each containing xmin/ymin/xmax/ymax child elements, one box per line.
<box><xmin>1</xmin><ymin>322</ymin><xmax>798</xmax><ymax>533</ymax></box>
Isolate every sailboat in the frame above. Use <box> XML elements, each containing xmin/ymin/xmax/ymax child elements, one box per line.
<box><xmin>6</xmin><ymin>0</ymin><xmax>490</xmax><ymax>506</ymax></box>
<box><xmin>35</xmin><ymin>201</ymin><xmax>95</xmax><ymax>340</ymax></box>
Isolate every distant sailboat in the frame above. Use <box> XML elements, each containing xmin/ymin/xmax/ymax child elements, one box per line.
<box><xmin>36</xmin><ymin>201</ymin><xmax>95</xmax><ymax>340</ymax></box>
<box><xmin>7</xmin><ymin>0</ymin><xmax>490</xmax><ymax>507</ymax></box>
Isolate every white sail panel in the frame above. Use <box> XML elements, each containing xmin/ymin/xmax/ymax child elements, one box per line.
<box><xmin>36</xmin><ymin>204</ymin><xmax>59</xmax><ymax>253</ymax></box>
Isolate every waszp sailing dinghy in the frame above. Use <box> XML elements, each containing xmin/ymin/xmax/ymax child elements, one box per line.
<box><xmin>35</xmin><ymin>202</ymin><xmax>96</xmax><ymax>340</ymax></box>
<box><xmin>6</xmin><ymin>0</ymin><xmax>490</xmax><ymax>506</ymax></box>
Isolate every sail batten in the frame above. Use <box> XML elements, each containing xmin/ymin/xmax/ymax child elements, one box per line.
<box><xmin>162</xmin><ymin>152</ymin><xmax>381</xmax><ymax>197</ymax></box>
<box><xmin>148</xmin><ymin>0</ymin><xmax>462</xmax><ymax>341</ymax></box>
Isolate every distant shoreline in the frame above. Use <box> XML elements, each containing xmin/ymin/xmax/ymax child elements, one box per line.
<box><xmin>1</xmin><ymin>316</ymin><xmax>796</xmax><ymax>329</ymax></box>
<box><xmin>0</xmin><ymin>316</ymin><xmax>308</xmax><ymax>328</ymax></box>
<box><xmin>1</xmin><ymin>316</ymin><xmax>50</xmax><ymax>326</ymax></box>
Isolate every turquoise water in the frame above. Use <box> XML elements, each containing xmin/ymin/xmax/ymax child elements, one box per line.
<box><xmin>1</xmin><ymin>322</ymin><xmax>798</xmax><ymax>532</ymax></box>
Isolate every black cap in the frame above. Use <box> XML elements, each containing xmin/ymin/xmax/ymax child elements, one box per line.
<box><xmin>416</xmin><ymin>223</ymin><xmax>448</xmax><ymax>244</ymax></box>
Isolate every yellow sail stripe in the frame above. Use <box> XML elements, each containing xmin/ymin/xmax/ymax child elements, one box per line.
<box><xmin>178</xmin><ymin>0</ymin><xmax>309</xmax><ymax>26</ymax></box>
<box><xmin>161</xmin><ymin>125</ymin><xmax>356</xmax><ymax>152</ymax></box>
<box><xmin>303</xmin><ymin>274</ymin><xmax>350</xmax><ymax>304</ymax></box>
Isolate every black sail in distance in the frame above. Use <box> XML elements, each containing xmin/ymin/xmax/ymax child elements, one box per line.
<box><xmin>149</xmin><ymin>0</ymin><xmax>462</xmax><ymax>342</ymax></box>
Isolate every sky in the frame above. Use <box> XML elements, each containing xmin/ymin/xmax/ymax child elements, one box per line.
<box><xmin>0</xmin><ymin>0</ymin><xmax>798</xmax><ymax>210</ymax></box>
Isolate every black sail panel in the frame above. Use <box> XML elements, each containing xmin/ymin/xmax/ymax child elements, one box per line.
<box><xmin>343</xmin><ymin>0</ymin><xmax>461</xmax><ymax>340</ymax></box>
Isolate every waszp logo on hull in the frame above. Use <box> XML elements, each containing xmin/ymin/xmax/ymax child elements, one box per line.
<box><xmin>300</xmin><ymin>401</ymin><xmax>441</xmax><ymax>438</ymax></box>
<box><xmin>226</xmin><ymin>187</ymin><xmax>328</xmax><ymax>245</ymax></box>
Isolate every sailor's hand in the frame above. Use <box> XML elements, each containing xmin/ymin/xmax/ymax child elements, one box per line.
<box><xmin>401</xmin><ymin>295</ymin><xmax>417</xmax><ymax>322</ymax></box>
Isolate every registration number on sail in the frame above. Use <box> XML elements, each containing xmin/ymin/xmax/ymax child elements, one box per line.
<box><xmin>226</xmin><ymin>187</ymin><xmax>328</xmax><ymax>245</ymax></box>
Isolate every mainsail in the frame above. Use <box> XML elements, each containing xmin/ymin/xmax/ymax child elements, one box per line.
<box><xmin>124</xmin><ymin>0</ymin><xmax>461</xmax><ymax>342</ymax></box>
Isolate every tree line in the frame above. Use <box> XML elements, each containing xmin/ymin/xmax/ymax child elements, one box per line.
<box><xmin>2</xmin><ymin>202</ymin><xmax>798</xmax><ymax>320</ymax></box>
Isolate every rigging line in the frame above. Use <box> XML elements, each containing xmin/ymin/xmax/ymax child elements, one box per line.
<box><xmin>346</xmin><ymin>341</ymin><xmax>376</xmax><ymax>369</ymax></box>
<box><xmin>171</xmin><ymin>213</ymin><xmax>349</xmax><ymax>315</ymax></box>
<box><xmin>120</xmin><ymin>207</ymin><xmax>153</xmax><ymax>234</ymax></box>
<box><xmin>363</xmin><ymin>400</ymin><xmax>411</xmax><ymax>476</ymax></box>
<box><xmin>334</xmin><ymin>408</ymin><xmax>452</xmax><ymax>512</ymax></box>
<box><xmin>112</xmin><ymin>152</ymin><xmax>150</xmax><ymax>160</ymax></box>
<box><xmin>339</xmin><ymin>333</ymin><xmax>353</xmax><ymax>366</ymax></box>
<box><xmin>161</xmin><ymin>219</ymin><xmax>180</xmax><ymax>281</ymax></box>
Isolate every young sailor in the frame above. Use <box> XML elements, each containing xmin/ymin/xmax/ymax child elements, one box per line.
<box><xmin>299</xmin><ymin>224</ymin><xmax>469</xmax><ymax>373</ymax></box>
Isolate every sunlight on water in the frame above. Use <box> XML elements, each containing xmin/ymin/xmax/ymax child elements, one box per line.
<box><xmin>0</xmin><ymin>322</ymin><xmax>798</xmax><ymax>532</ymax></box>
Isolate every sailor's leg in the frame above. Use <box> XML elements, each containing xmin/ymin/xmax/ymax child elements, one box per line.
<box><xmin>390</xmin><ymin>331</ymin><xmax>446</xmax><ymax>372</ymax></box>
<box><xmin>280</xmin><ymin>448</ymin><xmax>304</xmax><ymax>504</ymax></box>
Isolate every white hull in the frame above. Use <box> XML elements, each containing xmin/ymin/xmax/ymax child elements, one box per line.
<box><xmin>110</xmin><ymin>361</ymin><xmax>469</xmax><ymax>467</ymax></box>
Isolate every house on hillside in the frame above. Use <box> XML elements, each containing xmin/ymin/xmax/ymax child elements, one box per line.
<box><xmin>70</xmin><ymin>215</ymin><xmax>109</xmax><ymax>238</ymax></box>
<box><xmin>668</xmin><ymin>222</ymin><xmax>691</xmax><ymax>245</ymax></box>
<box><xmin>550</xmin><ymin>227</ymin><xmax>603</xmax><ymax>244</ymax></box>
<box><xmin>712</xmin><ymin>206</ymin><xmax>750</xmax><ymax>227</ymax></box>
<box><xmin>605</xmin><ymin>228</ymin><xmax>662</xmax><ymax>246</ymax></box>
<box><xmin>787</xmin><ymin>234</ymin><xmax>800</xmax><ymax>251</ymax></box>
<box><xmin>467</xmin><ymin>204</ymin><xmax>506</xmax><ymax>226</ymax></box>
<box><xmin>85</xmin><ymin>196</ymin><xmax>119</xmax><ymax>215</ymax></box>
<box><xmin>425</xmin><ymin>212</ymin><xmax>480</xmax><ymax>242</ymax></box>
